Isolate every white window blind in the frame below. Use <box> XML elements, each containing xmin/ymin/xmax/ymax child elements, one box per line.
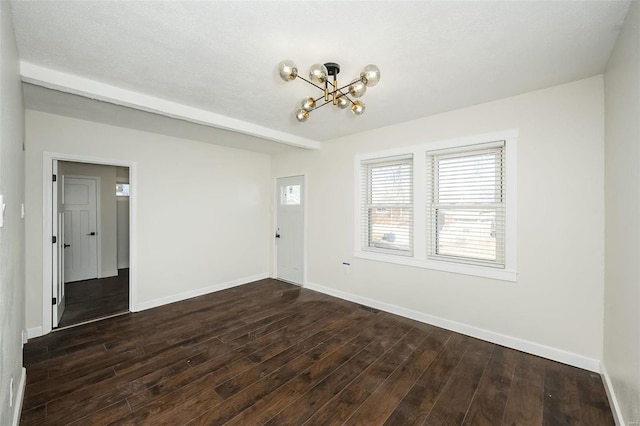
<box><xmin>361</xmin><ymin>155</ymin><xmax>413</xmax><ymax>255</ymax></box>
<box><xmin>427</xmin><ymin>142</ymin><xmax>505</xmax><ymax>267</ymax></box>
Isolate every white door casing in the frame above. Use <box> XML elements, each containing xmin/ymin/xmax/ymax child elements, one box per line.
<box><xmin>63</xmin><ymin>176</ymin><xmax>99</xmax><ymax>282</ymax></box>
<box><xmin>276</xmin><ymin>175</ymin><xmax>304</xmax><ymax>285</ymax></box>
<box><xmin>42</xmin><ymin>152</ymin><xmax>137</xmax><ymax>337</ymax></box>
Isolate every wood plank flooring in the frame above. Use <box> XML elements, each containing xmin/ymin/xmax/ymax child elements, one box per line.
<box><xmin>58</xmin><ymin>268</ymin><xmax>129</xmax><ymax>328</ymax></box>
<box><xmin>22</xmin><ymin>279</ymin><xmax>614</xmax><ymax>425</ymax></box>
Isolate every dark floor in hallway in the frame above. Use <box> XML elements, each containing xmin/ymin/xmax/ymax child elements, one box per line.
<box><xmin>58</xmin><ymin>268</ymin><xmax>129</xmax><ymax>328</ymax></box>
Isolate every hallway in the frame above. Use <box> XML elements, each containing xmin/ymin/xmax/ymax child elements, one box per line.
<box><xmin>58</xmin><ymin>269</ymin><xmax>129</xmax><ymax>328</ymax></box>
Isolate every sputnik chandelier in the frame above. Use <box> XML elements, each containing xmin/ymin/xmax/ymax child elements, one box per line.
<box><xmin>278</xmin><ymin>60</ymin><xmax>381</xmax><ymax>122</ymax></box>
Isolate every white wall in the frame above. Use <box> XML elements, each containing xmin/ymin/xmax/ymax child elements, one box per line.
<box><xmin>604</xmin><ymin>1</ymin><xmax>640</xmax><ymax>424</ymax></box>
<box><xmin>0</xmin><ymin>2</ymin><xmax>26</xmax><ymax>425</ymax></box>
<box><xmin>272</xmin><ymin>77</ymin><xmax>605</xmax><ymax>369</ymax></box>
<box><xmin>59</xmin><ymin>161</ymin><xmax>118</xmax><ymax>278</ymax></box>
<box><xmin>116</xmin><ymin>166</ymin><xmax>129</xmax><ymax>269</ymax></box>
<box><xmin>25</xmin><ymin>110</ymin><xmax>271</xmax><ymax>332</ymax></box>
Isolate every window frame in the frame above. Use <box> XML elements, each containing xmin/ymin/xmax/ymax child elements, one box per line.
<box><xmin>354</xmin><ymin>129</ymin><xmax>518</xmax><ymax>282</ymax></box>
<box><xmin>361</xmin><ymin>155</ymin><xmax>414</xmax><ymax>257</ymax></box>
<box><xmin>426</xmin><ymin>141</ymin><xmax>506</xmax><ymax>268</ymax></box>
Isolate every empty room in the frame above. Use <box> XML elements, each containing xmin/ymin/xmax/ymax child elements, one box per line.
<box><xmin>1</xmin><ymin>1</ymin><xmax>639</xmax><ymax>425</ymax></box>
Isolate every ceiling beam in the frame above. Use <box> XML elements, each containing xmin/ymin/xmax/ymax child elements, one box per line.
<box><xmin>20</xmin><ymin>61</ymin><xmax>322</xmax><ymax>151</ymax></box>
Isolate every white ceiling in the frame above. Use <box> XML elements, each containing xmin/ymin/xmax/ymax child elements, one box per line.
<box><xmin>11</xmin><ymin>0</ymin><xmax>630</xmax><ymax>149</ymax></box>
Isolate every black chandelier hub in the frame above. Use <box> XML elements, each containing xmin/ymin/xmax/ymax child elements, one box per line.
<box><xmin>324</xmin><ymin>62</ymin><xmax>340</xmax><ymax>76</ymax></box>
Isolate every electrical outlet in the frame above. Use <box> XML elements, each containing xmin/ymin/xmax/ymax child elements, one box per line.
<box><xmin>9</xmin><ymin>377</ymin><xmax>14</xmax><ymax>408</ymax></box>
<box><xmin>342</xmin><ymin>262</ymin><xmax>351</xmax><ymax>275</ymax></box>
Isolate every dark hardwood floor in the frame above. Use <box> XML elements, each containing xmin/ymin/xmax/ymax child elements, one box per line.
<box><xmin>58</xmin><ymin>268</ymin><xmax>129</xmax><ymax>328</ymax></box>
<box><xmin>22</xmin><ymin>279</ymin><xmax>614</xmax><ymax>425</ymax></box>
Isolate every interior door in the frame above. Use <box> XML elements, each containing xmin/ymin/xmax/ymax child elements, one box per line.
<box><xmin>276</xmin><ymin>176</ymin><xmax>304</xmax><ymax>285</ymax></box>
<box><xmin>64</xmin><ymin>177</ymin><xmax>98</xmax><ymax>282</ymax></box>
<box><xmin>52</xmin><ymin>160</ymin><xmax>65</xmax><ymax>327</ymax></box>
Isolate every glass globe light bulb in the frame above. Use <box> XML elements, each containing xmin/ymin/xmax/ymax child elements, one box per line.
<box><xmin>296</xmin><ymin>109</ymin><xmax>310</xmax><ymax>122</ymax></box>
<box><xmin>360</xmin><ymin>64</ymin><xmax>380</xmax><ymax>87</ymax></box>
<box><xmin>348</xmin><ymin>80</ymin><xmax>367</xmax><ymax>98</ymax></box>
<box><xmin>336</xmin><ymin>96</ymin><xmax>349</xmax><ymax>109</ymax></box>
<box><xmin>309</xmin><ymin>64</ymin><xmax>328</xmax><ymax>84</ymax></box>
<box><xmin>301</xmin><ymin>97</ymin><xmax>316</xmax><ymax>111</ymax></box>
<box><xmin>351</xmin><ymin>100</ymin><xmax>365</xmax><ymax>116</ymax></box>
<box><xmin>278</xmin><ymin>59</ymin><xmax>298</xmax><ymax>82</ymax></box>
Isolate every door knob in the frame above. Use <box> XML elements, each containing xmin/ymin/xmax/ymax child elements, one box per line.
<box><xmin>63</xmin><ymin>244</ymin><xmax>71</xmax><ymax>248</ymax></box>
<box><xmin>87</xmin><ymin>232</ymin><xmax>96</xmax><ymax>236</ymax></box>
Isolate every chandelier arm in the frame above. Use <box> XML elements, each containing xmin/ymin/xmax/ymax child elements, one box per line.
<box><xmin>336</xmin><ymin>90</ymin><xmax>357</xmax><ymax>106</ymax></box>
<box><xmin>310</xmin><ymin>99</ymin><xmax>334</xmax><ymax>111</ymax></box>
<box><xmin>296</xmin><ymin>75</ymin><xmax>324</xmax><ymax>91</ymax></box>
<box><xmin>335</xmin><ymin>81</ymin><xmax>356</xmax><ymax>93</ymax></box>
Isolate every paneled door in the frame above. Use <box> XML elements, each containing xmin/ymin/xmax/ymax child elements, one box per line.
<box><xmin>63</xmin><ymin>177</ymin><xmax>98</xmax><ymax>283</ymax></box>
<box><xmin>276</xmin><ymin>176</ymin><xmax>304</xmax><ymax>285</ymax></box>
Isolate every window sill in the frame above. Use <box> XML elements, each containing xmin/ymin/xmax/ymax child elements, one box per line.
<box><xmin>354</xmin><ymin>251</ymin><xmax>518</xmax><ymax>282</ymax></box>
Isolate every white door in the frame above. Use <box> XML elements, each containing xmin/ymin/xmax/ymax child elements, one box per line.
<box><xmin>52</xmin><ymin>161</ymin><xmax>65</xmax><ymax>327</ymax></box>
<box><xmin>64</xmin><ymin>177</ymin><xmax>98</xmax><ymax>282</ymax></box>
<box><xmin>276</xmin><ymin>176</ymin><xmax>304</xmax><ymax>285</ymax></box>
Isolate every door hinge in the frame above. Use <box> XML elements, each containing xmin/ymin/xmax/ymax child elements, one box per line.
<box><xmin>52</xmin><ymin>236</ymin><xmax>57</xmax><ymax>244</ymax></box>
<box><xmin>52</xmin><ymin>297</ymin><xmax>57</xmax><ymax>305</ymax></box>
<box><xmin>52</xmin><ymin>174</ymin><xmax>57</xmax><ymax>182</ymax></box>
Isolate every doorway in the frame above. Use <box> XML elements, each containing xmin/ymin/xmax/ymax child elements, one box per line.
<box><xmin>52</xmin><ymin>160</ymin><xmax>131</xmax><ymax>328</ymax></box>
<box><xmin>275</xmin><ymin>175</ymin><xmax>305</xmax><ymax>285</ymax></box>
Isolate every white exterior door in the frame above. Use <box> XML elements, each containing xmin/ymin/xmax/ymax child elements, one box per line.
<box><xmin>64</xmin><ymin>177</ymin><xmax>98</xmax><ymax>282</ymax></box>
<box><xmin>276</xmin><ymin>176</ymin><xmax>304</xmax><ymax>285</ymax></box>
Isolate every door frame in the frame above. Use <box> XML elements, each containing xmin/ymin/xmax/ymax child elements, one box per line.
<box><xmin>42</xmin><ymin>152</ymin><xmax>137</xmax><ymax>335</ymax></box>
<box><xmin>62</xmin><ymin>174</ymin><xmax>103</xmax><ymax>280</ymax></box>
<box><xmin>272</xmin><ymin>174</ymin><xmax>307</xmax><ymax>286</ymax></box>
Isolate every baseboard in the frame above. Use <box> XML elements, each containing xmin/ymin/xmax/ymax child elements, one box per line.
<box><xmin>134</xmin><ymin>272</ymin><xmax>270</xmax><ymax>312</ymax></box>
<box><xmin>304</xmin><ymin>281</ymin><xmax>600</xmax><ymax>372</ymax></box>
<box><xmin>601</xmin><ymin>364</ymin><xmax>626</xmax><ymax>425</ymax></box>
<box><xmin>11</xmin><ymin>368</ymin><xmax>26</xmax><ymax>426</ymax></box>
<box><xmin>26</xmin><ymin>326</ymin><xmax>43</xmax><ymax>339</ymax></box>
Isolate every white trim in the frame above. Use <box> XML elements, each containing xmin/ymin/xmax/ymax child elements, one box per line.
<box><xmin>26</xmin><ymin>326</ymin><xmax>42</xmax><ymax>339</ymax></box>
<box><xmin>42</xmin><ymin>152</ymin><xmax>137</xmax><ymax>335</ymax></box>
<box><xmin>21</xmin><ymin>61</ymin><xmax>321</xmax><ymax>151</ymax></box>
<box><xmin>136</xmin><ymin>272</ymin><xmax>269</xmax><ymax>312</ymax></box>
<box><xmin>11</xmin><ymin>368</ymin><xmax>26</xmax><ymax>426</ymax></box>
<box><xmin>353</xmin><ymin>129</ymin><xmax>518</xmax><ymax>281</ymax></box>
<box><xmin>304</xmin><ymin>281</ymin><xmax>600</xmax><ymax>372</ymax></box>
<box><xmin>354</xmin><ymin>250</ymin><xmax>518</xmax><ymax>282</ymax></box>
<box><xmin>601</xmin><ymin>364</ymin><xmax>626</xmax><ymax>426</ymax></box>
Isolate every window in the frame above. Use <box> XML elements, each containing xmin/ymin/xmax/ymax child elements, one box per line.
<box><xmin>427</xmin><ymin>142</ymin><xmax>505</xmax><ymax>268</ymax></box>
<box><xmin>360</xmin><ymin>155</ymin><xmax>413</xmax><ymax>255</ymax></box>
<box><xmin>116</xmin><ymin>182</ymin><xmax>130</xmax><ymax>197</ymax></box>
<box><xmin>355</xmin><ymin>130</ymin><xmax>517</xmax><ymax>281</ymax></box>
<box><xmin>281</xmin><ymin>184</ymin><xmax>301</xmax><ymax>205</ymax></box>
